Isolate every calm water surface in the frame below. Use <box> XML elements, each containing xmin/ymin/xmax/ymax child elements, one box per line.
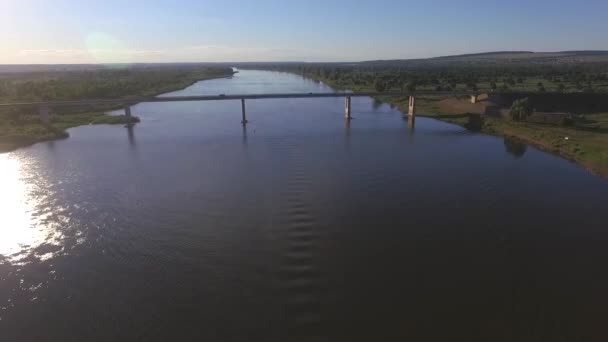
<box><xmin>1</xmin><ymin>70</ymin><xmax>608</xmax><ymax>341</ymax></box>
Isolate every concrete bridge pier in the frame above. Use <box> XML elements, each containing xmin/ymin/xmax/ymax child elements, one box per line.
<box><xmin>124</xmin><ymin>106</ymin><xmax>135</xmax><ymax>127</ymax></box>
<box><xmin>241</xmin><ymin>98</ymin><xmax>248</xmax><ymax>124</ymax></box>
<box><xmin>39</xmin><ymin>105</ymin><xmax>50</xmax><ymax>125</ymax></box>
<box><xmin>345</xmin><ymin>96</ymin><xmax>352</xmax><ymax>120</ymax></box>
<box><xmin>407</xmin><ymin>96</ymin><xmax>416</xmax><ymax>129</ymax></box>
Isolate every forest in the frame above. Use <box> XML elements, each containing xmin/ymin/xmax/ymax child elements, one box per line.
<box><xmin>241</xmin><ymin>62</ymin><xmax>608</xmax><ymax>94</ymax></box>
<box><xmin>0</xmin><ymin>66</ymin><xmax>234</xmax><ymax>102</ymax></box>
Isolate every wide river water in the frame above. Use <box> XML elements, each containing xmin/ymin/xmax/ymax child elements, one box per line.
<box><xmin>1</xmin><ymin>70</ymin><xmax>608</xmax><ymax>341</ymax></box>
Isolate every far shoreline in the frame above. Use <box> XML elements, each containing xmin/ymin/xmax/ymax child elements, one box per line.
<box><xmin>267</xmin><ymin>70</ymin><xmax>608</xmax><ymax>181</ymax></box>
<box><xmin>3</xmin><ymin>68</ymin><xmax>606</xmax><ymax>181</ymax></box>
<box><xmin>0</xmin><ymin>70</ymin><xmax>236</xmax><ymax>154</ymax></box>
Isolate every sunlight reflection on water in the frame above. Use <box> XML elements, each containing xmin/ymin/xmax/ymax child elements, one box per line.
<box><xmin>0</xmin><ymin>154</ymin><xmax>62</xmax><ymax>264</ymax></box>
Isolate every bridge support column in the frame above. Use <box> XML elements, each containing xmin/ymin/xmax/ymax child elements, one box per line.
<box><xmin>345</xmin><ymin>96</ymin><xmax>352</xmax><ymax>120</ymax></box>
<box><xmin>407</xmin><ymin>96</ymin><xmax>416</xmax><ymax>128</ymax></box>
<box><xmin>241</xmin><ymin>98</ymin><xmax>248</xmax><ymax>124</ymax></box>
<box><xmin>471</xmin><ymin>95</ymin><xmax>477</xmax><ymax>104</ymax></box>
<box><xmin>39</xmin><ymin>105</ymin><xmax>50</xmax><ymax>125</ymax></box>
<box><xmin>124</xmin><ymin>106</ymin><xmax>134</xmax><ymax>127</ymax></box>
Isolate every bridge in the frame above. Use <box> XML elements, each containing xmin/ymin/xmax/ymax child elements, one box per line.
<box><xmin>0</xmin><ymin>91</ymin><xmax>479</xmax><ymax>128</ymax></box>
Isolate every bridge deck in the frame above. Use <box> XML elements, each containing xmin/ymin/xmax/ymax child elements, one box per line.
<box><xmin>0</xmin><ymin>92</ymin><xmax>475</xmax><ymax>108</ymax></box>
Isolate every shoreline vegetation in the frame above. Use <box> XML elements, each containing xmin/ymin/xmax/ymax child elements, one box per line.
<box><xmin>2</xmin><ymin>61</ymin><xmax>607</xmax><ymax>179</ymax></box>
<box><xmin>241</xmin><ymin>63</ymin><xmax>608</xmax><ymax>179</ymax></box>
<box><xmin>385</xmin><ymin>94</ymin><xmax>606</xmax><ymax>180</ymax></box>
<box><xmin>0</xmin><ymin>66</ymin><xmax>235</xmax><ymax>153</ymax></box>
<box><xmin>409</xmin><ymin>97</ymin><xmax>608</xmax><ymax>179</ymax></box>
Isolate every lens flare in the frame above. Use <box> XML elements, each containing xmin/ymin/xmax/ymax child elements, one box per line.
<box><xmin>85</xmin><ymin>32</ymin><xmax>132</xmax><ymax>67</ymax></box>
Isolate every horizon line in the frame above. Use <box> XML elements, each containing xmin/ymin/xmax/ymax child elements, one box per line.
<box><xmin>2</xmin><ymin>50</ymin><xmax>608</xmax><ymax>66</ymax></box>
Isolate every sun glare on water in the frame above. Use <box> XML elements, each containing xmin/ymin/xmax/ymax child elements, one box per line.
<box><xmin>0</xmin><ymin>154</ymin><xmax>55</xmax><ymax>262</ymax></box>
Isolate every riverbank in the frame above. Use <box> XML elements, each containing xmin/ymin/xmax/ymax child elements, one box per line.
<box><xmin>0</xmin><ymin>113</ymin><xmax>140</xmax><ymax>152</ymax></box>
<box><xmin>392</xmin><ymin>96</ymin><xmax>608</xmax><ymax>179</ymax></box>
<box><xmin>0</xmin><ymin>67</ymin><xmax>235</xmax><ymax>153</ymax></box>
<box><xmin>286</xmin><ymin>73</ymin><xmax>608</xmax><ymax>179</ymax></box>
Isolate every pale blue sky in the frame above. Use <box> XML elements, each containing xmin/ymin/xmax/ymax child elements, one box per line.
<box><xmin>1</xmin><ymin>0</ymin><xmax>607</xmax><ymax>64</ymax></box>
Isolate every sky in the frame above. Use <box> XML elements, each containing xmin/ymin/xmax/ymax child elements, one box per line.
<box><xmin>1</xmin><ymin>0</ymin><xmax>608</xmax><ymax>64</ymax></box>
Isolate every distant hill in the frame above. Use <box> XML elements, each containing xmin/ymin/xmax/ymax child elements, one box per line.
<box><xmin>3</xmin><ymin>51</ymin><xmax>608</xmax><ymax>73</ymax></box>
<box><xmin>357</xmin><ymin>51</ymin><xmax>608</xmax><ymax>67</ymax></box>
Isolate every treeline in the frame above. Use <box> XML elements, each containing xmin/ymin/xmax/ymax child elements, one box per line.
<box><xmin>0</xmin><ymin>66</ymin><xmax>234</xmax><ymax>102</ymax></box>
<box><xmin>241</xmin><ymin>63</ymin><xmax>608</xmax><ymax>93</ymax></box>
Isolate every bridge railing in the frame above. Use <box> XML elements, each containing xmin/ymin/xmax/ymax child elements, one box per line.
<box><xmin>0</xmin><ymin>92</ymin><xmax>476</xmax><ymax>109</ymax></box>
<box><xmin>0</xmin><ymin>91</ymin><xmax>479</xmax><ymax>126</ymax></box>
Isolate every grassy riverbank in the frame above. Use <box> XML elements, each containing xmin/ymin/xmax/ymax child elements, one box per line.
<box><xmin>0</xmin><ymin>66</ymin><xmax>234</xmax><ymax>152</ymax></box>
<box><xmin>370</xmin><ymin>94</ymin><xmax>608</xmax><ymax>179</ymax></box>
<box><xmin>0</xmin><ymin>113</ymin><xmax>140</xmax><ymax>152</ymax></box>
<box><xmin>268</xmin><ymin>69</ymin><xmax>608</xmax><ymax>179</ymax></box>
<box><xmin>396</xmin><ymin>96</ymin><xmax>608</xmax><ymax>178</ymax></box>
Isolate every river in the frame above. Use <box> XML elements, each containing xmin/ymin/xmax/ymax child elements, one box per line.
<box><xmin>1</xmin><ymin>70</ymin><xmax>608</xmax><ymax>341</ymax></box>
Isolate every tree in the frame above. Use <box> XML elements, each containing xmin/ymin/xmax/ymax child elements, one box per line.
<box><xmin>374</xmin><ymin>78</ymin><xmax>386</xmax><ymax>92</ymax></box>
<box><xmin>406</xmin><ymin>81</ymin><xmax>417</xmax><ymax>92</ymax></box>
<box><xmin>510</xmin><ymin>98</ymin><xmax>533</xmax><ymax>122</ymax></box>
<box><xmin>557</xmin><ymin>83</ymin><xmax>566</xmax><ymax>92</ymax></box>
<box><xmin>537</xmin><ymin>82</ymin><xmax>546</xmax><ymax>92</ymax></box>
<box><xmin>490</xmin><ymin>82</ymin><xmax>497</xmax><ymax>91</ymax></box>
<box><xmin>385</xmin><ymin>77</ymin><xmax>397</xmax><ymax>91</ymax></box>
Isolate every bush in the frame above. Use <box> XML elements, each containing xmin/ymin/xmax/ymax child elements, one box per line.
<box><xmin>374</xmin><ymin>79</ymin><xmax>386</xmax><ymax>92</ymax></box>
<box><xmin>510</xmin><ymin>98</ymin><xmax>533</xmax><ymax>121</ymax></box>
